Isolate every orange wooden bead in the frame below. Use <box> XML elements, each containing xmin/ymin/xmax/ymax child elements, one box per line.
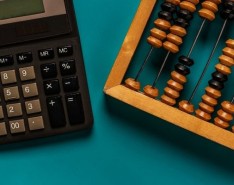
<box><xmin>161</xmin><ymin>95</ymin><xmax>176</xmax><ymax>106</ymax></box>
<box><xmin>226</xmin><ymin>39</ymin><xmax>234</xmax><ymax>49</ymax></box>
<box><xmin>180</xmin><ymin>1</ymin><xmax>196</xmax><ymax>12</ymax></box>
<box><xmin>232</xmin><ymin>126</ymin><xmax>234</xmax><ymax>133</ymax></box>
<box><xmin>205</xmin><ymin>86</ymin><xmax>221</xmax><ymax>99</ymax></box>
<box><xmin>199</xmin><ymin>102</ymin><xmax>214</xmax><ymax>114</ymax></box>
<box><xmin>214</xmin><ymin>117</ymin><xmax>230</xmax><ymax>129</ymax></box>
<box><xmin>164</xmin><ymin>87</ymin><xmax>180</xmax><ymax>99</ymax></box>
<box><xmin>202</xmin><ymin>1</ymin><xmax>218</xmax><ymax>13</ymax></box>
<box><xmin>163</xmin><ymin>41</ymin><xmax>179</xmax><ymax>53</ymax></box>
<box><xmin>219</xmin><ymin>55</ymin><xmax>234</xmax><ymax>67</ymax></box>
<box><xmin>165</xmin><ymin>0</ymin><xmax>180</xmax><ymax>5</ymax></box>
<box><xmin>154</xmin><ymin>19</ymin><xmax>171</xmax><ymax>31</ymax></box>
<box><xmin>143</xmin><ymin>85</ymin><xmax>159</xmax><ymax>98</ymax></box>
<box><xmin>202</xmin><ymin>94</ymin><xmax>217</xmax><ymax>106</ymax></box>
<box><xmin>221</xmin><ymin>101</ymin><xmax>234</xmax><ymax>114</ymax></box>
<box><xmin>171</xmin><ymin>71</ymin><xmax>187</xmax><ymax>84</ymax></box>
<box><xmin>179</xmin><ymin>100</ymin><xmax>194</xmax><ymax>113</ymax></box>
<box><xmin>209</xmin><ymin>0</ymin><xmax>222</xmax><ymax>5</ymax></box>
<box><xmin>215</xmin><ymin>63</ymin><xmax>231</xmax><ymax>75</ymax></box>
<box><xmin>167</xmin><ymin>33</ymin><xmax>183</xmax><ymax>46</ymax></box>
<box><xmin>195</xmin><ymin>109</ymin><xmax>211</xmax><ymax>121</ymax></box>
<box><xmin>186</xmin><ymin>0</ymin><xmax>199</xmax><ymax>5</ymax></box>
<box><xmin>198</xmin><ymin>9</ymin><xmax>215</xmax><ymax>21</ymax></box>
<box><xmin>222</xmin><ymin>47</ymin><xmax>234</xmax><ymax>59</ymax></box>
<box><xmin>167</xmin><ymin>79</ymin><xmax>183</xmax><ymax>91</ymax></box>
<box><xmin>217</xmin><ymin>109</ymin><xmax>233</xmax><ymax>122</ymax></box>
<box><xmin>125</xmin><ymin>78</ymin><xmax>140</xmax><ymax>91</ymax></box>
<box><xmin>150</xmin><ymin>28</ymin><xmax>167</xmax><ymax>40</ymax></box>
<box><xmin>147</xmin><ymin>36</ymin><xmax>162</xmax><ymax>48</ymax></box>
<box><xmin>170</xmin><ymin>25</ymin><xmax>187</xmax><ymax>37</ymax></box>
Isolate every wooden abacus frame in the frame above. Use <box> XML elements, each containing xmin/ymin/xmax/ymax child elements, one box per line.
<box><xmin>104</xmin><ymin>0</ymin><xmax>234</xmax><ymax>150</ymax></box>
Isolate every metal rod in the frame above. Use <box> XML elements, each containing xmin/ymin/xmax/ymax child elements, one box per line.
<box><xmin>231</xmin><ymin>96</ymin><xmax>234</xmax><ymax>104</ymax></box>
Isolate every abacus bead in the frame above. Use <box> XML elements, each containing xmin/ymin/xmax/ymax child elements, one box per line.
<box><xmin>143</xmin><ymin>85</ymin><xmax>159</xmax><ymax>98</ymax></box>
<box><xmin>224</xmin><ymin>1</ymin><xmax>234</xmax><ymax>10</ymax></box>
<box><xmin>166</xmin><ymin>0</ymin><xmax>180</xmax><ymax>5</ymax></box>
<box><xmin>208</xmin><ymin>79</ymin><xmax>224</xmax><ymax>90</ymax></box>
<box><xmin>199</xmin><ymin>9</ymin><xmax>215</xmax><ymax>21</ymax></box>
<box><xmin>221</xmin><ymin>101</ymin><xmax>234</xmax><ymax>114</ymax></box>
<box><xmin>167</xmin><ymin>33</ymin><xmax>183</xmax><ymax>45</ymax></box>
<box><xmin>125</xmin><ymin>78</ymin><xmax>140</xmax><ymax>91</ymax></box>
<box><xmin>212</xmin><ymin>71</ymin><xmax>228</xmax><ymax>82</ymax></box>
<box><xmin>154</xmin><ymin>19</ymin><xmax>171</xmax><ymax>30</ymax></box>
<box><xmin>220</xmin><ymin>9</ymin><xmax>233</xmax><ymax>20</ymax></box>
<box><xmin>219</xmin><ymin>55</ymin><xmax>234</xmax><ymax>67</ymax></box>
<box><xmin>161</xmin><ymin>2</ymin><xmax>177</xmax><ymax>13</ymax></box>
<box><xmin>179</xmin><ymin>100</ymin><xmax>194</xmax><ymax>113</ymax></box>
<box><xmin>195</xmin><ymin>109</ymin><xmax>211</xmax><ymax>121</ymax></box>
<box><xmin>174</xmin><ymin>63</ymin><xmax>190</xmax><ymax>76</ymax></box>
<box><xmin>167</xmin><ymin>79</ymin><xmax>184</xmax><ymax>91</ymax></box>
<box><xmin>147</xmin><ymin>36</ymin><xmax>162</xmax><ymax>48</ymax></box>
<box><xmin>186</xmin><ymin>0</ymin><xmax>199</xmax><ymax>5</ymax></box>
<box><xmin>217</xmin><ymin>109</ymin><xmax>233</xmax><ymax>122</ymax></box>
<box><xmin>158</xmin><ymin>11</ymin><xmax>173</xmax><ymax>21</ymax></box>
<box><xmin>202</xmin><ymin>94</ymin><xmax>218</xmax><ymax>106</ymax></box>
<box><xmin>214</xmin><ymin>117</ymin><xmax>230</xmax><ymax>129</ymax></box>
<box><xmin>210</xmin><ymin>0</ymin><xmax>221</xmax><ymax>5</ymax></box>
<box><xmin>178</xmin><ymin>55</ymin><xmax>194</xmax><ymax>66</ymax></box>
<box><xmin>226</xmin><ymin>39</ymin><xmax>234</xmax><ymax>49</ymax></box>
<box><xmin>202</xmin><ymin>1</ymin><xmax>218</xmax><ymax>13</ymax></box>
<box><xmin>205</xmin><ymin>86</ymin><xmax>221</xmax><ymax>99</ymax></box>
<box><xmin>180</xmin><ymin>1</ymin><xmax>196</xmax><ymax>13</ymax></box>
<box><xmin>177</xmin><ymin>9</ymin><xmax>193</xmax><ymax>20</ymax></box>
<box><xmin>164</xmin><ymin>87</ymin><xmax>180</xmax><ymax>99</ymax></box>
<box><xmin>161</xmin><ymin>95</ymin><xmax>176</xmax><ymax>106</ymax></box>
<box><xmin>215</xmin><ymin>63</ymin><xmax>231</xmax><ymax>75</ymax></box>
<box><xmin>163</xmin><ymin>41</ymin><xmax>179</xmax><ymax>53</ymax></box>
<box><xmin>222</xmin><ymin>47</ymin><xmax>234</xmax><ymax>58</ymax></box>
<box><xmin>170</xmin><ymin>25</ymin><xmax>187</xmax><ymax>37</ymax></box>
<box><xmin>174</xmin><ymin>18</ymin><xmax>189</xmax><ymax>28</ymax></box>
<box><xmin>171</xmin><ymin>71</ymin><xmax>187</xmax><ymax>84</ymax></box>
<box><xmin>199</xmin><ymin>102</ymin><xmax>214</xmax><ymax>114</ymax></box>
<box><xmin>150</xmin><ymin>28</ymin><xmax>167</xmax><ymax>40</ymax></box>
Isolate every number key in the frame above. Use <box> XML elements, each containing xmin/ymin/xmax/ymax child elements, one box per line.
<box><xmin>4</xmin><ymin>86</ymin><xmax>20</xmax><ymax>101</ymax></box>
<box><xmin>9</xmin><ymin>119</ymin><xmax>25</xmax><ymax>134</ymax></box>
<box><xmin>1</xmin><ymin>70</ymin><xmax>16</xmax><ymax>85</ymax></box>
<box><xmin>22</xmin><ymin>83</ymin><xmax>39</xmax><ymax>98</ymax></box>
<box><xmin>25</xmin><ymin>99</ymin><xmax>41</xmax><ymax>114</ymax></box>
<box><xmin>19</xmin><ymin>66</ymin><xmax>36</xmax><ymax>81</ymax></box>
<box><xmin>6</xmin><ymin>103</ymin><xmax>22</xmax><ymax>118</ymax></box>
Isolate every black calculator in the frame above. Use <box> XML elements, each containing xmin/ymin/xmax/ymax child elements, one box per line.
<box><xmin>0</xmin><ymin>0</ymin><xmax>93</xmax><ymax>144</ymax></box>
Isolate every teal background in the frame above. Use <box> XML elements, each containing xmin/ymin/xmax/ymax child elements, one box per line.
<box><xmin>1</xmin><ymin>0</ymin><xmax>234</xmax><ymax>184</ymax></box>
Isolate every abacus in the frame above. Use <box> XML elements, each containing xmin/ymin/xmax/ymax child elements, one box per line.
<box><xmin>104</xmin><ymin>0</ymin><xmax>234</xmax><ymax>149</ymax></box>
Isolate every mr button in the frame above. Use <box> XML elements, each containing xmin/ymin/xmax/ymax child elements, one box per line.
<box><xmin>38</xmin><ymin>48</ymin><xmax>54</xmax><ymax>60</ymax></box>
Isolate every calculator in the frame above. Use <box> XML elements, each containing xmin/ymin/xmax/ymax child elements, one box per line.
<box><xmin>0</xmin><ymin>0</ymin><xmax>93</xmax><ymax>144</ymax></box>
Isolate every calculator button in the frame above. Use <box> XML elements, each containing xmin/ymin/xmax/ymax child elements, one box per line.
<box><xmin>65</xmin><ymin>93</ymin><xmax>85</xmax><ymax>125</ymax></box>
<box><xmin>43</xmin><ymin>80</ymin><xmax>60</xmax><ymax>95</ymax></box>
<box><xmin>38</xmin><ymin>48</ymin><xmax>54</xmax><ymax>60</ymax></box>
<box><xmin>0</xmin><ymin>55</ymin><xmax>14</xmax><ymax>67</ymax></box>
<box><xmin>62</xmin><ymin>76</ymin><xmax>79</xmax><ymax>92</ymax></box>
<box><xmin>1</xmin><ymin>70</ymin><xmax>17</xmax><ymax>85</ymax></box>
<box><xmin>6</xmin><ymin>103</ymin><xmax>22</xmax><ymax>118</ymax></box>
<box><xmin>4</xmin><ymin>86</ymin><xmax>20</xmax><ymax>101</ymax></box>
<box><xmin>60</xmin><ymin>60</ymin><xmax>76</xmax><ymax>76</ymax></box>
<box><xmin>0</xmin><ymin>123</ymin><xmax>7</xmax><ymax>136</ymax></box>
<box><xmin>57</xmin><ymin>45</ymin><xmax>73</xmax><ymax>57</ymax></box>
<box><xmin>22</xmin><ymin>83</ymin><xmax>39</xmax><ymax>98</ymax></box>
<box><xmin>0</xmin><ymin>107</ymin><xmax>3</xmax><ymax>119</ymax></box>
<box><xmin>16</xmin><ymin>52</ymin><xmax>33</xmax><ymax>64</ymax></box>
<box><xmin>19</xmin><ymin>66</ymin><xmax>36</xmax><ymax>81</ymax></box>
<box><xmin>41</xmin><ymin>63</ymin><xmax>57</xmax><ymax>79</ymax></box>
<box><xmin>9</xmin><ymin>119</ymin><xmax>25</xmax><ymax>134</ymax></box>
<box><xmin>47</xmin><ymin>96</ymin><xmax>66</xmax><ymax>128</ymax></box>
<box><xmin>25</xmin><ymin>100</ymin><xmax>41</xmax><ymax>114</ymax></box>
<box><xmin>28</xmin><ymin>116</ymin><xmax>44</xmax><ymax>131</ymax></box>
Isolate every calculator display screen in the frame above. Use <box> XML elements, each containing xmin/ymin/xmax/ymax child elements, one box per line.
<box><xmin>0</xmin><ymin>0</ymin><xmax>45</xmax><ymax>20</ymax></box>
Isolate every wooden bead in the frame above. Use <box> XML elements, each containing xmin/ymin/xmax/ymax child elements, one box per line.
<box><xmin>209</xmin><ymin>0</ymin><xmax>221</xmax><ymax>5</ymax></box>
<box><xmin>161</xmin><ymin>95</ymin><xmax>176</xmax><ymax>106</ymax></box>
<box><xmin>202</xmin><ymin>1</ymin><xmax>218</xmax><ymax>13</ymax></box>
<box><xmin>179</xmin><ymin>100</ymin><xmax>194</xmax><ymax>113</ymax></box>
<box><xmin>215</xmin><ymin>63</ymin><xmax>231</xmax><ymax>75</ymax></box>
<box><xmin>205</xmin><ymin>86</ymin><xmax>221</xmax><ymax>99</ymax></box>
<box><xmin>147</xmin><ymin>36</ymin><xmax>162</xmax><ymax>48</ymax></box>
<box><xmin>166</xmin><ymin>33</ymin><xmax>183</xmax><ymax>45</ymax></box>
<box><xmin>202</xmin><ymin>94</ymin><xmax>217</xmax><ymax>106</ymax></box>
<box><xmin>214</xmin><ymin>117</ymin><xmax>230</xmax><ymax>129</ymax></box>
<box><xmin>232</xmin><ymin>126</ymin><xmax>234</xmax><ymax>133</ymax></box>
<box><xmin>199</xmin><ymin>102</ymin><xmax>214</xmax><ymax>114</ymax></box>
<box><xmin>195</xmin><ymin>109</ymin><xmax>211</xmax><ymax>121</ymax></box>
<box><xmin>180</xmin><ymin>1</ymin><xmax>196</xmax><ymax>13</ymax></box>
<box><xmin>167</xmin><ymin>79</ymin><xmax>183</xmax><ymax>91</ymax></box>
<box><xmin>163</xmin><ymin>41</ymin><xmax>179</xmax><ymax>53</ymax></box>
<box><xmin>125</xmin><ymin>78</ymin><xmax>140</xmax><ymax>91</ymax></box>
<box><xmin>143</xmin><ymin>85</ymin><xmax>159</xmax><ymax>98</ymax></box>
<box><xmin>165</xmin><ymin>0</ymin><xmax>180</xmax><ymax>5</ymax></box>
<box><xmin>170</xmin><ymin>25</ymin><xmax>187</xmax><ymax>37</ymax></box>
<box><xmin>150</xmin><ymin>28</ymin><xmax>167</xmax><ymax>40</ymax></box>
<box><xmin>164</xmin><ymin>87</ymin><xmax>180</xmax><ymax>99</ymax></box>
<box><xmin>222</xmin><ymin>47</ymin><xmax>234</xmax><ymax>59</ymax></box>
<box><xmin>171</xmin><ymin>71</ymin><xmax>187</xmax><ymax>84</ymax></box>
<box><xmin>219</xmin><ymin>55</ymin><xmax>234</xmax><ymax>67</ymax></box>
<box><xmin>217</xmin><ymin>109</ymin><xmax>233</xmax><ymax>122</ymax></box>
<box><xmin>186</xmin><ymin>0</ymin><xmax>199</xmax><ymax>5</ymax></box>
<box><xmin>221</xmin><ymin>101</ymin><xmax>234</xmax><ymax>114</ymax></box>
<box><xmin>198</xmin><ymin>9</ymin><xmax>215</xmax><ymax>21</ymax></box>
<box><xmin>226</xmin><ymin>39</ymin><xmax>234</xmax><ymax>49</ymax></box>
<box><xmin>154</xmin><ymin>19</ymin><xmax>171</xmax><ymax>31</ymax></box>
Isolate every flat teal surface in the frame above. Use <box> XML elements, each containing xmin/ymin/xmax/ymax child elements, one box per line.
<box><xmin>1</xmin><ymin>0</ymin><xmax>234</xmax><ymax>184</ymax></box>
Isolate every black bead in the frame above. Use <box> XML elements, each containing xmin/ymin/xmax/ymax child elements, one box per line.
<box><xmin>174</xmin><ymin>63</ymin><xmax>190</xmax><ymax>76</ymax></box>
<box><xmin>212</xmin><ymin>71</ymin><xmax>228</xmax><ymax>82</ymax></box>
<box><xmin>208</xmin><ymin>80</ymin><xmax>224</xmax><ymax>90</ymax></box>
<box><xmin>177</xmin><ymin>9</ymin><xmax>193</xmax><ymax>20</ymax></box>
<box><xmin>220</xmin><ymin>9</ymin><xmax>233</xmax><ymax>20</ymax></box>
<box><xmin>158</xmin><ymin>11</ymin><xmax>173</xmax><ymax>21</ymax></box>
<box><xmin>161</xmin><ymin>2</ymin><xmax>176</xmax><ymax>13</ymax></box>
<box><xmin>224</xmin><ymin>1</ymin><xmax>234</xmax><ymax>11</ymax></box>
<box><xmin>174</xmin><ymin>18</ymin><xmax>189</xmax><ymax>28</ymax></box>
<box><xmin>178</xmin><ymin>55</ymin><xmax>194</xmax><ymax>66</ymax></box>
